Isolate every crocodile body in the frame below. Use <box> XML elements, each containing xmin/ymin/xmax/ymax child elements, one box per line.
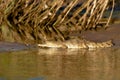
<box><xmin>38</xmin><ymin>38</ymin><xmax>113</xmax><ymax>49</ymax></box>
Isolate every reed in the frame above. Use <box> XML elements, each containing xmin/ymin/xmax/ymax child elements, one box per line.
<box><xmin>0</xmin><ymin>0</ymin><xmax>115</xmax><ymax>43</ymax></box>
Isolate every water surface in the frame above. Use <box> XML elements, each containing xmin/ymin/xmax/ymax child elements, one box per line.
<box><xmin>0</xmin><ymin>47</ymin><xmax>120</xmax><ymax>80</ymax></box>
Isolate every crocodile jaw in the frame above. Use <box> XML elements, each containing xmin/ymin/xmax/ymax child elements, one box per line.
<box><xmin>38</xmin><ymin>42</ymin><xmax>67</xmax><ymax>48</ymax></box>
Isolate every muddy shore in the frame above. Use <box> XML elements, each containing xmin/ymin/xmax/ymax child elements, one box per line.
<box><xmin>0</xmin><ymin>23</ymin><xmax>120</xmax><ymax>52</ymax></box>
<box><xmin>80</xmin><ymin>24</ymin><xmax>120</xmax><ymax>46</ymax></box>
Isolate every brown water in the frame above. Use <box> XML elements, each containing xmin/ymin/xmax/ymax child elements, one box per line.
<box><xmin>0</xmin><ymin>47</ymin><xmax>120</xmax><ymax>80</ymax></box>
<box><xmin>0</xmin><ymin>23</ymin><xmax>120</xmax><ymax>80</ymax></box>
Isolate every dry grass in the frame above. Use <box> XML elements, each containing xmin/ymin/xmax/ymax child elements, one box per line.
<box><xmin>0</xmin><ymin>0</ymin><xmax>115</xmax><ymax>44</ymax></box>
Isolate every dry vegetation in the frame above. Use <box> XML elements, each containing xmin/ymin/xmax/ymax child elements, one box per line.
<box><xmin>0</xmin><ymin>0</ymin><xmax>115</xmax><ymax>44</ymax></box>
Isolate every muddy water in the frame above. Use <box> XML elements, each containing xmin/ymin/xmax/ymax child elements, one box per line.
<box><xmin>0</xmin><ymin>16</ymin><xmax>120</xmax><ymax>80</ymax></box>
<box><xmin>0</xmin><ymin>47</ymin><xmax>120</xmax><ymax>80</ymax></box>
<box><xmin>0</xmin><ymin>24</ymin><xmax>120</xmax><ymax>80</ymax></box>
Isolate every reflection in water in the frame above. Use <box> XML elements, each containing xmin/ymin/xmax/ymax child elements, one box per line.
<box><xmin>0</xmin><ymin>48</ymin><xmax>120</xmax><ymax>80</ymax></box>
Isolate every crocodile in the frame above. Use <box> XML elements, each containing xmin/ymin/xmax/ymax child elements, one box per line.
<box><xmin>38</xmin><ymin>37</ymin><xmax>113</xmax><ymax>49</ymax></box>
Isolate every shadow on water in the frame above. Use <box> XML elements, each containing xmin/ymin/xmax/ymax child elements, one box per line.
<box><xmin>0</xmin><ymin>47</ymin><xmax>120</xmax><ymax>80</ymax></box>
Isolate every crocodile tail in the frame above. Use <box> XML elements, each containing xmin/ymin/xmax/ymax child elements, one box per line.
<box><xmin>86</xmin><ymin>40</ymin><xmax>113</xmax><ymax>48</ymax></box>
<box><xmin>99</xmin><ymin>40</ymin><xmax>113</xmax><ymax>48</ymax></box>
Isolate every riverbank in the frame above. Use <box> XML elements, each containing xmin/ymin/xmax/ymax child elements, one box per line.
<box><xmin>80</xmin><ymin>23</ymin><xmax>120</xmax><ymax>46</ymax></box>
<box><xmin>0</xmin><ymin>23</ymin><xmax>120</xmax><ymax>52</ymax></box>
<box><xmin>0</xmin><ymin>41</ymin><xmax>36</xmax><ymax>52</ymax></box>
